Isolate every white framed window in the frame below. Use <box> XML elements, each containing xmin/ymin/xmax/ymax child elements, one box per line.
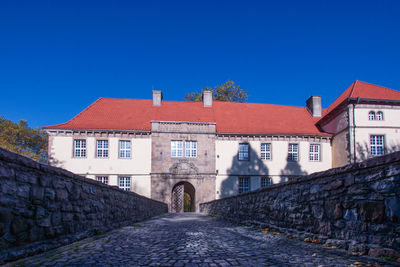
<box><xmin>119</xmin><ymin>176</ymin><xmax>131</xmax><ymax>191</ymax></box>
<box><xmin>370</xmin><ymin>135</ymin><xmax>384</xmax><ymax>156</ymax></box>
<box><xmin>261</xmin><ymin>177</ymin><xmax>272</xmax><ymax>187</ymax></box>
<box><xmin>238</xmin><ymin>177</ymin><xmax>250</xmax><ymax>193</ymax></box>
<box><xmin>376</xmin><ymin>111</ymin><xmax>383</xmax><ymax>121</ymax></box>
<box><xmin>238</xmin><ymin>143</ymin><xmax>249</xmax><ymax>161</ymax></box>
<box><xmin>288</xmin><ymin>144</ymin><xmax>299</xmax><ymax>161</ymax></box>
<box><xmin>96</xmin><ymin>140</ymin><xmax>109</xmax><ymax>158</ymax></box>
<box><xmin>185</xmin><ymin>141</ymin><xmax>197</xmax><ymax>158</ymax></box>
<box><xmin>261</xmin><ymin>143</ymin><xmax>271</xmax><ymax>160</ymax></box>
<box><xmin>309</xmin><ymin>144</ymin><xmax>320</xmax><ymax>162</ymax></box>
<box><xmin>171</xmin><ymin>140</ymin><xmax>183</xmax><ymax>157</ymax></box>
<box><xmin>368</xmin><ymin>111</ymin><xmax>375</xmax><ymax>120</ymax></box>
<box><xmin>119</xmin><ymin>140</ymin><xmax>131</xmax><ymax>158</ymax></box>
<box><xmin>96</xmin><ymin>176</ymin><xmax>108</xmax><ymax>184</ymax></box>
<box><xmin>73</xmin><ymin>139</ymin><xmax>86</xmax><ymax>158</ymax></box>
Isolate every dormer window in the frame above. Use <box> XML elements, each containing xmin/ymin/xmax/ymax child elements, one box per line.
<box><xmin>376</xmin><ymin>111</ymin><xmax>383</xmax><ymax>121</ymax></box>
<box><xmin>368</xmin><ymin>111</ymin><xmax>375</xmax><ymax>120</ymax></box>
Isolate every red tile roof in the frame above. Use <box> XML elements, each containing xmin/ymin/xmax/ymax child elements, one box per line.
<box><xmin>43</xmin><ymin>81</ymin><xmax>400</xmax><ymax>136</ymax></box>
<box><xmin>43</xmin><ymin>98</ymin><xmax>328</xmax><ymax>136</ymax></box>
<box><xmin>325</xmin><ymin>80</ymin><xmax>400</xmax><ymax>115</ymax></box>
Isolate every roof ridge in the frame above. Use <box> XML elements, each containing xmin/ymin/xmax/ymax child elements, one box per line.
<box><xmin>349</xmin><ymin>80</ymin><xmax>358</xmax><ymax>98</ymax></box>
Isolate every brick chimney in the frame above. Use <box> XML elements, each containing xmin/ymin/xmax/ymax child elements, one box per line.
<box><xmin>152</xmin><ymin>90</ymin><xmax>162</xmax><ymax>106</ymax></box>
<box><xmin>202</xmin><ymin>90</ymin><xmax>213</xmax><ymax>107</ymax></box>
<box><xmin>306</xmin><ymin>95</ymin><xmax>321</xmax><ymax>117</ymax></box>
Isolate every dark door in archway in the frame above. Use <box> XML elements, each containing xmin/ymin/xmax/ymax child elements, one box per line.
<box><xmin>171</xmin><ymin>181</ymin><xmax>195</xmax><ymax>213</ymax></box>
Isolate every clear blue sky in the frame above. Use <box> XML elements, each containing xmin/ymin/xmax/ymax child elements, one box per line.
<box><xmin>1</xmin><ymin>0</ymin><xmax>399</xmax><ymax>128</ymax></box>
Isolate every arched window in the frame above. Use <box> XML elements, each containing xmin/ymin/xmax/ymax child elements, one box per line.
<box><xmin>368</xmin><ymin>111</ymin><xmax>375</xmax><ymax>120</ymax></box>
<box><xmin>376</xmin><ymin>111</ymin><xmax>383</xmax><ymax>121</ymax></box>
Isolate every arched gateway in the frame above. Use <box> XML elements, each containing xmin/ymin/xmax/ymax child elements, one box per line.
<box><xmin>171</xmin><ymin>181</ymin><xmax>195</xmax><ymax>213</ymax></box>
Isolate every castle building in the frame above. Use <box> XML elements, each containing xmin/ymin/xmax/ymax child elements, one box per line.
<box><xmin>43</xmin><ymin>81</ymin><xmax>400</xmax><ymax>212</ymax></box>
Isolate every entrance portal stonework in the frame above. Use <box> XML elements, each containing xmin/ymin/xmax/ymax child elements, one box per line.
<box><xmin>150</xmin><ymin>121</ymin><xmax>216</xmax><ymax>212</ymax></box>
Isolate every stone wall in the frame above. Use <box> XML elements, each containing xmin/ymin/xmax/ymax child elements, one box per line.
<box><xmin>200</xmin><ymin>152</ymin><xmax>400</xmax><ymax>258</ymax></box>
<box><xmin>0</xmin><ymin>147</ymin><xmax>168</xmax><ymax>263</ymax></box>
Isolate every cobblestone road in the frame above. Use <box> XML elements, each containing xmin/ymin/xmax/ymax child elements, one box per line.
<box><xmin>6</xmin><ymin>213</ymin><xmax>397</xmax><ymax>267</ymax></box>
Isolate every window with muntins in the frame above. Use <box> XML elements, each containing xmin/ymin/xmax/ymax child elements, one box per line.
<box><xmin>376</xmin><ymin>111</ymin><xmax>383</xmax><ymax>121</ymax></box>
<box><xmin>238</xmin><ymin>143</ymin><xmax>249</xmax><ymax>161</ymax></box>
<box><xmin>96</xmin><ymin>140</ymin><xmax>109</xmax><ymax>158</ymax></box>
<box><xmin>288</xmin><ymin>144</ymin><xmax>299</xmax><ymax>161</ymax></box>
<box><xmin>185</xmin><ymin>141</ymin><xmax>197</xmax><ymax>158</ymax></box>
<box><xmin>74</xmin><ymin>140</ymin><xmax>86</xmax><ymax>158</ymax></box>
<box><xmin>368</xmin><ymin>111</ymin><xmax>375</xmax><ymax>120</ymax></box>
<box><xmin>171</xmin><ymin>140</ymin><xmax>183</xmax><ymax>157</ymax></box>
<box><xmin>239</xmin><ymin>177</ymin><xmax>250</xmax><ymax>193</ymax></box>
<box><xmin>370</xmin><ymin>135</ymin><xmax>384</xmax><ymax>156</ymax></box>
<box><xmin>261</xmin><ymin>143</ymin><xmax>271</xmax><ymax>160</ymax></box>
<box><xmin>309</xmin><ymin>144</ymin><xmax>320</xmax><ymax>161</ymax></box>
<box><xmin>261</xmin><ymin>177</ymin><xmax>272</xmax><ymax>187</ymax></box>
<box><xmin>119</xmin><ymin>176</ymin><xmax>131</xmax><ymax>191</ymax></box>
<box><xmin>119</xmin><ymin>140</ymin><xmax>131</xmax><ymax>158</ymax></box>
<box><xmin>96</xmin><ymin>176</ymin><xmax>108</xmax><ymax>184</ymax></box>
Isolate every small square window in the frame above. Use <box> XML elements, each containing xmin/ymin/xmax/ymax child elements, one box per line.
<box><xmin>288</xmin><ymin>144</ymin><xmax>299</xmax><ymax>161</ymax></box>
<box><xmin>96</xmin><ymin>140</ymin><xmax>109</xmax><ymax>158</ymax></box>
<box><xmin>119</xmin><ymin>176</ymin><xmax>131</xmax><ymax>191</ymax></box>
<box><xmin>370</xmin><ymin>135</ymin><xmax>384</xmax><ymax>156</ymax></box>
<box><xmin>261</xmin><ymin>177</ymin><xmax>272</xmax><ymax>187</ymax></box>
<box><xmin>238</xmin><ymin>177</ymin><xmax>250</xmax><ymax>193</ymax></box>
<box><xmin>74</xmin><ymin>140</ymin><xmax>86</xmax><ymax>158</ymax></box>
<box><xmin>238</xmin><ymin>143</ymin><xmax>249</xmax><ymax>161</ymax></box>
<box><xmin>171</xmin><ymin>141</ymin><xmax>183</xmax><ymax>157</ymax></box>
<box><xmin>119</xmin><ymin>140</ymin><xmax>131</xmax><ymax>158</ymax></box>
<box><xmin>261</xmin><ymin>143</ymin><xmax>271</xmax><ymax>160</ymax></box>
<box><xmin>309</xmin><ymin>144</ymin><xmax>320</xmax><ymax>162</ymax></box>
<box><xmin>96</xmin><ymin>176</ymin><xmax>108</xmax><ymax>184</ymax></box>
<box><xmin>185</xmin><ymin>141</ymin><xmax>197</xmax><ymax>158</ymax></box>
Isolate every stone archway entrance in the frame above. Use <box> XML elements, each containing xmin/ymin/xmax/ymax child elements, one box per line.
<box><xmin>171</xmin><ymin>181</ymin><xmax>195</xmax><ymax>213</ymax></box>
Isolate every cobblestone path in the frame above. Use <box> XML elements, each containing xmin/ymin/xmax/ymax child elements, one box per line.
<box><xmin>7</xmin><ymin>213</ymin><xmax>396</xmax><ymax>267</ymax></box>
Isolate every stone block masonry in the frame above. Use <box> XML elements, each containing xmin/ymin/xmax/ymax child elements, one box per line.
<box><xmin>200</xmin><ymin>151</ymin><xmax>400</xmax><ymax>258</ymax></box>
<box><xmin>0</xmin><ymin>147</ymin><xmax>167</xmax><ymax>263</ymax></box>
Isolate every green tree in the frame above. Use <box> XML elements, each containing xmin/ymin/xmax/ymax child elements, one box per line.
<box><xmin>0</xmin><ymin>116</ymin><xmax>48</xmax><ymax>163</ymax></box>
<box><xmin>184</xmin><ymin>80</ymin><xmax>249</xmax><ymax>103</ymax></box>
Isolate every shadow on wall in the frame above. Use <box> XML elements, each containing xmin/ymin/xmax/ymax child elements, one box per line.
<box><xmin>280</xmin><ymin>159</ymin><xmax>308</xmax><ymax>183</ymax></box>
<box><xmin>220</xmin><ymin>144</ymin><xmax>269</xmax><ymax>198</ymax></box>
<box><xmin>356</xmin><ymin>141</ymin><xmax>400</xmax><ymax>162</ymax></box>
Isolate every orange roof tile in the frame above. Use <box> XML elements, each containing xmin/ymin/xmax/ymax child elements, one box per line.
<box><xmin>43</xmin><ymin>81</ymin><xmax>400</xmax><ymax>136</ymax></box>
<box><xmin>325</xmin><ymin>80</ymin><xmax>400</xmax><ymax>115</ymax></box>
<box><xmin>43</xmin><ymin>98</ymin><xmax>328</xmax><ymax>135</ymax></box>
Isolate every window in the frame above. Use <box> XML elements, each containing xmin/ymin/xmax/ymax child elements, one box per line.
<box><xmin>370</xmin><ymin>135</ymin><xmax>384</xmax><ymax>156</ymax></box>
<box><xmin>96</xmin><ymin>176</ymin><xmax>108</xmax><ymax>184</ymax></box>
<box><xmin>261</xmin><ymin>143</ymin><xmax>271</xmax><ymax>160</ymax></box>
<box><xmin>119</xmin><ymin>176</ymin><xmax>131</xmax><ymax>191</ymax></box>
<box><xmin>238</xmin><ymin>143</ymin><xmax>249</xmax><ymax>161</ymax></box>
<box><xmin>238</xmin><ymin>177</ymin><xmax>250</xmax><ymax>193</ymax></box>
<box><xmin>309</xmin><ymin>144</ymin><xmax>320</xmax><ymax>162</ymax></box>
<box><xmin>73</xmin><ymin>140</ymin><xmax>86</xmax><ymax>158</ymax></box>
<box><xmin>96</xmin><ymin>140</ymin><xmax>109</xmax><ymax>158</ymax></box>
<box><xmin>368</xmin><ymin>111</ymin><xmax>375</xmax><ymax>120</ymax></box>
<box><xmin>185</xmin><ymin>141</ymin><xmax>197</xmax><ymax>158</ymax></box>
<box><xmin>119</xmin><ymin>140</ymin><xmax>131</xmax><ymax>158</ymax></box>
<box><xmin>171</xmin><ymin>141</ymin><xmax>183</xmax><ymax>157</ymax></box>
<box><xmin>288</xmin><ymin>144</ymin><xmax>299</xmax><ymax>161</ymax></box>
<box><xmin>376</xmin><ymin>111</ymin><xmax>383</xmax><ymax>121</ymax></box>
<box><xmin>261</xmin><ymin>177</ymin><xmax>272</xmax><ymax>187</ymax></box>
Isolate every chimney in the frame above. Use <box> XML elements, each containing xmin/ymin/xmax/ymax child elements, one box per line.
<box><xmin>152</xmin><ymin>90</ymin><xmax>162</xmax><ymax>106</ymax></box>
<box><xmin>202</xmin><ymin>90</ymin><xmax>213</xmax><ymax>107</ymax></box>
<box><xmin>306</xmin><ymin>95</ymin><xmax>321</xmax><ymax>117</ymax></box>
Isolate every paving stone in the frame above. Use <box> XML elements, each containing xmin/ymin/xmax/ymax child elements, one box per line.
<box><xmin>5</xmin><ymin>213</ymin><xmax>398</xmax><ymax>266</ymax></box>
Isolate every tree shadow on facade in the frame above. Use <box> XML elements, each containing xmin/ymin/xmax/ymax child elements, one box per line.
<box><xmin>280</xmin><ymin>159</ymin><xmax>308</xmax><ymax>183</ymax></box>
<box><xmin>219</xmin><ymin>144</ymin><xmax>269</xmax><ymax>198</ymax></box>
<box><xmin>356</xmin><ymin>141</ymin><xmax>400</xmax><ymax>163</ymax></box>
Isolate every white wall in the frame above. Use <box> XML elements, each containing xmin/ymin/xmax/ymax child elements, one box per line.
<box><xmin>48</xmin><ymin>134</ymin><xmax>152</xmax><ymax>197</ymax></box>
<box><xmin>215</xmin><ymin>139</ymin><xmax>332</xmax><ymax>198</ymax></box>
